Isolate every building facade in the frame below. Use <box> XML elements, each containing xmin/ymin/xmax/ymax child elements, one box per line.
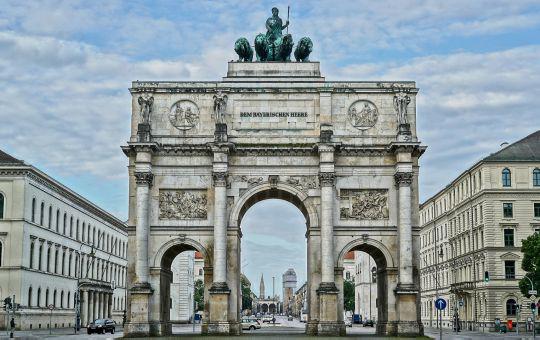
<box><xmin>419</xmin><ymin>130</ymin><xmax>540</xmax><ymax>331</ymax></box>
<box><xmin>0</xmin><ymin>150</ymin><xmax>128</xmax><ymax>330</ymax></box>
<box><xmin>293</xmin><ymin>282</ymin><xmax>307</xmax><ymax>317</ymax></box>
<box><xmin>354</xmin><ymin>251</ymin><xmax>378</xmax><ymax>320</ymax></box>
<box><xmin>170</xmin><ymin>251</ymin><xmax>195</xmax><ymax>323</ymax></box>
<box><xmin>282</xmin><ymin>268</ymin><xmax>297</xmax><ymax>315</ymax></box>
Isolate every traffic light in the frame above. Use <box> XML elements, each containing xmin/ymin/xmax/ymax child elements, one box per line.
<box><xmin>484</xmin><ymin>271</ymin><xmax>490</xmax><ymax>282</ymax></box>
<box><xmin>3</xmin><ymin>297</ymin><xmax>12</xmax><ymax>310</ymax></box>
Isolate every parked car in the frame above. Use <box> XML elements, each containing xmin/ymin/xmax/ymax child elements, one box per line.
<box><xmin>363</xmin><ymin>319</ymin><xmax>375</xmax><ymax>327</ymax></box>
<box><xmin>87</xmin><ymin>318</ymin><xmax>116</xmax><ymax>334</ymax></box>
<box><xmin>262</xmin><ymin>315</ymin><xmax>273</xmax><ymax>323</ymax></box>
<box><xmin>344</xmin><ymin>313</ymin><xmax>352</xmax><ymax>327</ymax></box>
<box><xmin>353</xmin><ymin>314</ymin><xmax>362</xmax><ymax>324</ymax></box>
<box><xmin>241</xmin><ymin>317</ymin><xmax>261</xmax><ymax>330</ymax></box>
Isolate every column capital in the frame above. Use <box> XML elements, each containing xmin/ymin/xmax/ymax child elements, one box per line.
<box><xmin>394</xmin><ymin>172</ymin><xmax>413</xmax><ymax>187</ymax></box>
<box><xmin>212</xmin><ymin>171</ymin><xmax>228</xmax><ymax>187</ymax></box>
<box><xmin>134</xmin><ymin>171</ymin><xmax>154</xmax><ymax>185</ymax></box>
<box><xmin>318</xmin><ymin>172</ymin><xmax>336</xmax><ymax>187</ymax></box>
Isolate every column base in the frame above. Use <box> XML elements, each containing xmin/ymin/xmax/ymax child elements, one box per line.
<box><xmin>317</xmin><ymin>282</ymin><xmax>344</xmax><ymax>336</ymax></box>
<box><xmin>124</xmin><ymin>321</ymin><xmax>171</xmax><ymax>337</ymax></box>
<box><xmin>306</xmin><ymin>321</ymin><xmax>319</xmax><ymax>335</ymax></box>
<box><xmin>207</xmin><ymin>281</ymin><xmax>231</xmax><ymax>334</ymax></box>
<box><xmin>393</xmin><ymin>283</ymin><xmax>423</xmax><ymax>336</ymax></box>
<box><xmin>384</xmin><ymin>321</ymin><xmax>424</xmax><ymax>336</ymax></box>
<box><xmin>124</xmin><ymin>283</ymin><xmax>154</xmax><ymax>337</ymax></box>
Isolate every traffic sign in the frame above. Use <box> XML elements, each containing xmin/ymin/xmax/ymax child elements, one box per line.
<box><xmin>459</xmin><ymin>300</ymin><xmax>464</xmax><ymax>307</ymax></box>
<box><xmin>529</xmin><ymin>290</ymin><xmax>538</xmax><ymax>295</ymax></box>
<box><xmin>48</xmin><ymin>304</ymin><xmax>54</xmax><ymax>310</ymax></box>
<box><xmin>435</xmin><ymin>298</ymin><xmax>447</xmax><ymax>310</ymax></box>
<box><xmin>531</xmin><ymin>295</ymin><xmax>537</xmax><ymax>300</ymax></box>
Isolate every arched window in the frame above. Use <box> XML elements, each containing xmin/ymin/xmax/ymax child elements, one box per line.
<box><xmin>76</xmin><ymin>219</ymin><xmax>79</xmax><ymax>240</ymax></box>
<box><xmin>534</xmin><ymin>168</ymin><xmax>540</xmax><ymax>187</ymax></box>
<box><xmin>506</xmin><ymin>298</ymin><xmax>517</xmax><ymax>316</ymax></box>
<box><xmin>48</xmin><ymin>205</ymin><xmax>52</xmax><ymax>228</ymax></box>
<box><xmin>0</xmin><ymin>241</ymin><xmax>2</xmax><ymax>266</ymax></box>
<box><xmin>63</xmin><ymin>213</ymin><xmax>67</xmax><ymax>235</ymax></box>
<box><xmin>45</xmin><ymin>288</ymin><xmax>49</xmax><ymax>306</ymax></box>
<box><xmin>69</xmin><ymin>216</ymin><xmax>73</xmax><ymax>237</ymax></box>
<box><xmin>67</xmin><ymin>291</ymin><xmax>71</xmax><ymax>309</ymax></box>
<box><xmin>40</xmin><ymin>202</ymin><xmax>44</xmax><ymax>226</ymax></box>
<box><xmin>60</xmin><ymin>291</ymin><xmax>64</xmax><ymax>308</ymax></box>
<box><xmin>82</xmin><ymin>223</ymin><xmax>86</xmax><ymax>242</ymax></box>
<box><xmin>38</xmin><ymin>243</ymin><xmax>43</xmax><ymax>271</ymax></box>
<box><xmin>37</xmin><ymin>287</ymin><xmax>41</xmax><ymax>307</ymax></box>
<box><xmin>28</xmin><ymin>287</ymin><xmax>33</xmax><ymax>307</ymax></box>
<box><xmin>29</xmin><ymin>242</ymin><xmax>34</xmax><ymax>269</ymax></box>
<box><xmin>0</xmin><ymin>193</ymin><xmax>4</xmax><ymax>219</ymax></box>
<box><xmin>502</xmin><ymin>168</ymin><xmax>511</xmax><ymax>187</ymax></box>
<box><xmin>53</xmin><ymin>290</ymin><xmax>57</xmax><ymax>307</ymax></box>
<box><xmin>31</xmin><ymin>198</ymin><xmax>36</xmax><ymax>222</ymax></box>
<box><xmin>61</xmin><ymin>251</ymin><xmax>66</xmax><ymax>275</ymax></box>
<box><xmin>54</xmin><ymin>248</ymin><xmax>59</xmax><ymax>273</ymax></box>
<box><xmin>46</xmin><ymin>247</ymin><xmax>51</xmax><ymax>272</ymax></box>
<box><xmin>55</xmin><ymin>209</ymin><xmax>60</xmax><ymax>232</ymax></box>
<box><xmin>68</xmin><ymin>253</ymin><xmax>72</xmax><ymax>277</ymax></box>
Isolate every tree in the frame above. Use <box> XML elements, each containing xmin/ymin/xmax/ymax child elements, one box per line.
<box><xmin>194</xmin><ymin>279</ymin><xmax>204</xmax><ymax>311</ymax></box>
<box><xmin>519</xmin><ymin>232</ymin><xmax>540</xmax><ymax>297</ymax></box>
<box><xmin>343</xmin><ymin>279</ymin><xmax>355</xmax><ymax>312</ymax></box>
<box><xmin>241</xmin><ymin>276</ymin><xmax>253</xmax><ymax>311</ymax></box>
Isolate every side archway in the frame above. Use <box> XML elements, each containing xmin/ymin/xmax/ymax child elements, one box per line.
<box><xmin>152</xmin><ymin>237</ymin><xmax>210</xmax><ymax>269</ymax></box>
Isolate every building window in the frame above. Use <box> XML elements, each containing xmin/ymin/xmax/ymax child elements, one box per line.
<box><xmin>0</xmin><ymin>241</ymin><xmax>2</xmax><ymax>266</ymax></box>
<box><xmin>40</xmin><ymin>202</ymin><xmax>44</xmax><ymax>226</ymax></box>
<box><xmin>53</xmin><ymin>290</ymin><xmax>57</xmax><ymax>307</ymax></box>
<box><xmin>504</xmin><ymin>229</ymin><xmax>514</xmax><ymax>247</ymax></box>
<box><xmin>502</xmin><ymin>168</ymin><xmax>511</xmax><ymax>187</ymax></box>
<box><xmin>503</xmin><ymin>203</ymin><xmax>513</xmax><ymax>218</ymax></box>
<box><xmin>38</xmin><ymin>244</ymin><xmax>43</xmax><ymax>271</ymax></box>
<box><xmin>48</xmin><ymin>206</ymin><xmax>52</xmax><ymax>228</ymax></box>
<box><xmin>535</xmin><ymin>203</ymin><xmax>540</xmax><ymax>218</ymax></box>
<box><xmin>0</xmin><ymin>193</ymin><xmax>4</xmax><ymax>219</ymax></box>
<box><xmin>28</xmin><ymin>287</ymin><xmax>33</xmax><ymax>307</ymax></box>
<box><xmin>199</xmin><ymin>268</ymin><xmax>203</xmax><ymax>275</ymax></box>
<box><xmin>505</xmin><ymin>261</ymin><xmax>516</xmax><ymax>279</ymax></box>
<box><xmin>55</xmin><ymin>209</ymin><xmax>60</xmax><ymax>232</ymax></box>
<box><xmin>506</xmin><ymin>299</ymin><xmax>517</xmax><ymax>316</ymax></box>
<box><xmin>346</xmin><ymin>271</ymin><xmax>350</xmax><ymax>280</ymax></box>
<box><xmin>534</xmin><ymin>168</ymin><xmax>540</xmax><ymax>187</ymax></box>
<box><xmin>45</xmin><ymin>288</ymin><xmax>49</xmax><ymax>307</ymax></box>
<box><xmin>31</xmin><ymin>198</ymin><xmax>36</xmax><ymax>222</ymax></box>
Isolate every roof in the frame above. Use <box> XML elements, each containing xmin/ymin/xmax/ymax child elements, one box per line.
<box><xmin>483</xmin><ymin>130</ymin><xmax>540</xmax><ymax>162</ymax></box>
<box><xmin>0</xmin><ymin>149</ymin><xmax>24</xmax><ymax>164</ymax></box>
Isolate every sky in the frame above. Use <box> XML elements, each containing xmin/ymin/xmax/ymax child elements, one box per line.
<box><xmin>1</xmin><ymin>0</ymin><xmax>539</xmax><ymax>289</ymax></box>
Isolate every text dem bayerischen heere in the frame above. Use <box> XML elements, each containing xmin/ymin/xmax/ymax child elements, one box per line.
<box><xmin>240</xmin><ymin>111</ymin><xmax>308</xmax><ymax>118</ymax></box>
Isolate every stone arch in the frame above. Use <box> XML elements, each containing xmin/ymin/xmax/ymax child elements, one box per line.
<box><xmin>337</xmin><ymin>237</ymin><xmax>396</xmax><ymax>269</ymax></box>
<box><xmin>152</xmin><ymin>237</ymin><xmax>210</xmax><ymax>269</ymax></box>
<box><xmin>229</xmin><ymin>182</ymin><xmax>319</xmax><ymax>229</ymax></box>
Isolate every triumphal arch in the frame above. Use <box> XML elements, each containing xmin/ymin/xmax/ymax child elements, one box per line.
<box><xmin>123</xmin><ymin>9</ymin><xmax>425</xmax><ymax>337</ymax></box>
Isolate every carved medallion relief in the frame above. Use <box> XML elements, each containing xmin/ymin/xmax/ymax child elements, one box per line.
<box><xmin>340</xmin><ymin>189</ymin><xmax>389</xmax><ymax>220</ymax></box>
<box><xmin>169</xmin><ymin>100</ymin><xmax>199</xmax><ymax>130</ymax></box>
<box><xmin>159</xmin><ymin>189</ymin><xmax>207</xmax><ymax>219</ymax></box>
<box><xmin>347</xmin><ymin>100</ymin><xmax>378</xmax><ymax>130</ymax></box>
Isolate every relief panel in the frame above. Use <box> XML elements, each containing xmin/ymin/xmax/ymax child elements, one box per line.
<box><xmin>159</xmin><ymin>189</ymin><xmax>208</xmax><ymax>219</ymax></box>
<box><xmin>340</xmin><ymin>189</ymin><xmax>389</xmax><ymax>220</ymax></box>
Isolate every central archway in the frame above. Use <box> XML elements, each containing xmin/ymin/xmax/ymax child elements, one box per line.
<box><xmin>229</xmin><ymin>182</ymin><xmax>320</xmax><ymax>334</ymax></box>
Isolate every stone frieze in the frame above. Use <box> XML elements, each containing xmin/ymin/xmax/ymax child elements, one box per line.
<box><xmin>159</xmin><ymin>190</ymin><xmax>207</xmax><ymax>219</ymax></box>
<box><xmin>340</xmin><ymin>189</ymin><xmax>389</xmax><ymax>220</ymax></box>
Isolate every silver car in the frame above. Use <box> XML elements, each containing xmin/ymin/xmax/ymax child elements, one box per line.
<box><xmin>241</xmin><ymin>317</ymin><xmax>261</xmax><ymax>330</ymax></box>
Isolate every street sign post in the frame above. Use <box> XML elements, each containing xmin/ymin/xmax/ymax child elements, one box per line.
<box><xmin>435</xmin><ymin>298</ymin><xmax>446</xmax><ymax>340</ymax></box>
<box><xmin>48</xmin><ymin>304</ymin><xmax>54</xmax><ymax>335</ymax></box>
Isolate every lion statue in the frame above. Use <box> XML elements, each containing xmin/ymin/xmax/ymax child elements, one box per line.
<box><xmin>234</xmin><ymin>37</ymin><xmax>253</xmax><ymax>62</ymax></box>
<box><xmin>294</xmin><ymin>37</ymin><xmax>313</xmax><ymax>62</ymax></box>
<box><xmin>254</xmin><ymin>33</ymin><xmax>268</xmax><ymax>61</ymax></box>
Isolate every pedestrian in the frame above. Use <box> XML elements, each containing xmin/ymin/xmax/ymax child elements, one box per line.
<box><xmin>10</xmin><ymin>318</ymin><xmax>15</xmax><ymax>328</ymax></box>
<box><xmin>272</xmin><ymin>316</ymin><xmax>276</xmax><ymax>325</ymax></box>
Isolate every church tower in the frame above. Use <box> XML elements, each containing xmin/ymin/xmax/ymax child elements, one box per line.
<box><xmin>259</xmin><ymin>274</ymin><xmax>265</xmax><ymax>298</ymax></box>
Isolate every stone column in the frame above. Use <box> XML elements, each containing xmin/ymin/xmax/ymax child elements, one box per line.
<box><xmin>88</xmin><ymin>291</ymin><xmax>94</xmax><ymax>323</ymax></box>
<box><xmin>395</xmin><ymin>172</ymin><xmax>414</xmax><ymax>286</ymax></box>
<box><xmin>81</xmin><ymin>290</ymin><xmax>87</xmax><ymax>326</ymax></box>
<box><xmin>319</xmin><ymin>172</ymin><xmax>335</xmax><ymax>284</ymax></box>
<box><xmin>316</xmin><ymin>140</ymin><xmax>343</xmax><ymax>336</ymax></box>
<box><xmin>134</xmin><ymin>171</ymin><xmax>153</xmax><ymax>284</ymax></box>
<box><xmin>212</xmin><ymin>171</ymin><xmax>228</xmax><ymax>286</ymax></box>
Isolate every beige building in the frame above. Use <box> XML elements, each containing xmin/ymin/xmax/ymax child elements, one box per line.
<box><xmin>354</xmin><ymin>251</ymin><xmax>378</xmax><ymax>320</ymax></box>
<box><xmin>282</xmin><ymin>268</ymin><xmax>297</xmax><ymax>315</ymax></box>
<box><xmin>419</xmin><ymin>130</ymin><xmax>540</xmax><ymax>331</ymax></box>
<box><xmin>0</xmin><ymin>150</ymin><xmax>128</xmax><ymax>330</ymax></box>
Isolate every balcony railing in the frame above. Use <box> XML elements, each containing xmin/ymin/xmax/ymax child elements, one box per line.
<box><xmin>450</xmin><ymin>281</ymin><xmax>474</xmax><ymax>293</ymax></box>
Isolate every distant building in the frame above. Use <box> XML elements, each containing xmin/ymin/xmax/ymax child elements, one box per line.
<box><xmin>419</xmin><ymin>130</ymin><xmax>540</xmax><ymax>331</ymax></box>
<box><xmin>282</xmin><ymin>268</ymin><xmax>297</xmax><ymax>315</ymax></box>
<box><xmin>170</xmin><ymin>251</ymin><xmax>195</xmax><ymax>323</ymax></box>
<box><xmin>292</xmin><ymin>282</ymin><xmax>307</xmax><ymax>317</ymax></box>
<box><xmin>0</xmin><ymin>150</ymin><xmax>128</xmax><ymax>330</ymax></box>
<box><xmin>354</xmin><ymin>252</ymin><xmax>378</xmax><ymax>320</ymax></box>
<box><xmin>255</xmin><ymin>274</ymin><xmax>279</xmax><ymax>314</ymax></box>
<box><xmin>259</xmin><ymin>273</ymin><xmax>265</xmax><ymax>299</ymax></box>
<box><xmin>193</xmin><ymin>251</ymin><xmax>204</xmax><ymax>283</ymax></box>
<box><xmin>343</xmin><ymin>251</ymin><xmax>355</xmax><ymax>282</ymax></box>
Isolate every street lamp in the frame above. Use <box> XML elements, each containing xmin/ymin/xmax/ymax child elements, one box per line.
<box><xmin>369</xmin><ymin>266</ymin><xmax>376</xmax><ymax>321</ymax></box>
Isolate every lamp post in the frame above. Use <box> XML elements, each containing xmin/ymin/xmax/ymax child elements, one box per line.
<box><xmin>524</xmin><ymin>275</ymin><xmax>536</xmax><ymax>338</ymax></box>
<box><xmin>370</xmin><ymin>265</ymin><xmax>376</xmax><ymax>321</ymax></box>
<box><xmin>436</xmin><ymin>245</ymin><xmax>443</xmax><ymax>340</ymax></box>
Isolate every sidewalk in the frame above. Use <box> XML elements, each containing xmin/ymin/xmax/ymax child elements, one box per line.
<box><xmin>0</xmin><ymin>326</ymin><xmax>123</xmax><ymax>339</ymax></box>
<box><xmin>425</xmin><ymin>326</ymin><xmax>539</xmax><ymax>339</ymax></box>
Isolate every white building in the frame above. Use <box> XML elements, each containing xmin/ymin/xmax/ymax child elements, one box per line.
<box><xmin>282</xmin><ymin>268</ymin><xmax>297</xmax><ymax>315</ymax></box>
<box><xmin>0</xmin><ymin>150</ymin><xmax>128</xmax><ymax>330</ymax></box>
<box><xmin>354</xmin><ymin>251</ymin><xmax>378</xmax><ymax>320</ymax></box>
<box><xmin>419</xmin><ymin>130</ymin><xmax>540</xmax><ymax>331</ymax></box>
<box><xmin>170</xmin><ymin>251</ymin><xmax>195</xmax><ymax>323</ymax></box>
